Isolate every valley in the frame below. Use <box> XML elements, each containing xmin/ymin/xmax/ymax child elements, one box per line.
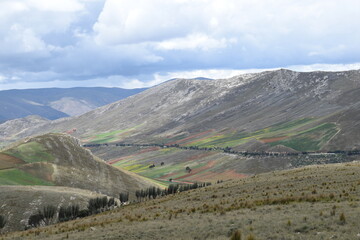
<box><xmin>1</xmin><ymin>69</ymin><xmax>360</xmax><ymax>238</ymax></box>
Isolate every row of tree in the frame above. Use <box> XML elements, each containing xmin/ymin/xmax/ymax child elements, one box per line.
<box><xmin>24</xmin><ymin>181</ymin><xmax>212</xmax><ymax>230</ymax></box>
<box><xmin>135</xmin><ymin>182</ymin><xmax>211</xmax><ymax>202</ymax></box>
<box><xmin>84</xmin><ymin>142</ymin><xmax>360</xmax><ymax>157</ymax></box>
<box><xmin>27</xmin><ymin>196</ymin><xmax>119</xmax><ymax>229</ymax></box>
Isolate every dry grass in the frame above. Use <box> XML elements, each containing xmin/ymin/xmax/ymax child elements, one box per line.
<box><xmin>3</xmin><ymin>161</ymin><xmax>360</xmax><ymax>239</ymax></box>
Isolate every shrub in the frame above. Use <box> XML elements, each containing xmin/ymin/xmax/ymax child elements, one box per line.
<box><xmin>230</xmin><ymin>230</ymin><xmax>241</xmax><ymax>240</ymax></box>
<box><xmin>246</xmin><ymin>234</ymin><xmax>256</xmax><ymax>240</ymax></box>
<box><xmin>339</xmin><ymin>213</ymin><xmax>346</xmax><ymax>224</ymax></box>
<box><xmin>28</xmin><ymin>213</ymin><xmax>44</xmax><ymax>228</ymax></box>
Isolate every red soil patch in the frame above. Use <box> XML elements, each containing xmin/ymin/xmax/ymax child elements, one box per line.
<box><xmin>0</xmin><ymin>153</ymin><xmax>25</xmax><ymax>170</ymax></box>
<box><xmin>260</xmin><ymin>136</ymin><xmax>288</xmax><ymax>143</ymax></box>
<box><xmin>167</xmin><ymin>130</ymin><xmax>214</xmax><ymax>145</ymax></box>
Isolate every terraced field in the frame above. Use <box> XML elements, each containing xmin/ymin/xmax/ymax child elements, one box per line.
<box><xmin>0</xmin><ymin>143</ymin><xmax>55</xmax><ymax>186</ymax></box>
<box><xmin>177</xmin><ymin>118</ymin><xmax>339</xmax><ymax>152</ymax></box>
<box><xmin>88</xmin><ymin>117</ymin><xmax>343</xmax><ymax>186</ymax></box>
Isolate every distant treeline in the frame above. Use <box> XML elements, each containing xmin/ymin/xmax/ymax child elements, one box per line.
<box><xmin>83</xmin><ymin>142</ymin><xmax>360</xmax><ymax>157</ymax></box>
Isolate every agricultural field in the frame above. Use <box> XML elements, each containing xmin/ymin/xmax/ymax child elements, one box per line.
<box><xmin>0</xmin><ymin>168</ymin><xmax>54</xmax><ymax>186</ymax></box>
<box><xmin>175</xmin><ymin>118</ymin><xmax>339</xmax><ymax>152</ymax></box>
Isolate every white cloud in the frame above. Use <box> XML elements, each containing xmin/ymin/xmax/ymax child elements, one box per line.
<box><xmin>156</xmin><ymin>33</ymin><xmax>236</xmax><ymax>51</ymax></box>
<box><xmin>1</xmin><ymin>0</ymin><xmax>360</xmax><ymax>90</ymax></box>
<box><xmin>27</xmin><ymin>0</ymin><xmax>84</xmax><ymax>12</ymax></box>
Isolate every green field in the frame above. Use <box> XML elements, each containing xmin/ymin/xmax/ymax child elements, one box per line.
<box><xmin>4</xmin><ymin>142</ymin><xmax>54</xmax><ymax>163</ymax></box>
<box><xmin>89</xmin><ymin>125</ymin><xmax>143</xmax><ymax>144</ymax></box>
<box><xmin>183</xmin><ymin>118</ymin><xmax>339</xmax><ymax>151</ymax></box>
<box><xmin>0</xmin><ymin>169</ymin><xmax>54</xmax><ymax>186</ymax></box>
<box><xmin>268</xmin><ymin>122</ymin><xmax>339</xmax><ymax>151</ymax></box>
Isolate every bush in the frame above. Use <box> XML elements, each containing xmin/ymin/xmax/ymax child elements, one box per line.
<box><xmin>230</xmin><ymin>230</ymin><xmax>241</xmax><ymax>240</ymax></box>
<box><xmin>28</xmin><ymin>205</ymin><xmax>56</xmax><ymax>228</ymax></box>
<box><xmin>28</xmin><ymin>213</ymin><xmax>44</xmax><ymax>228</ymax></box>
<box><xmin>339</xmin><ymin>212</ymin><xmax>346</xmax><ymax>224</ymax></box>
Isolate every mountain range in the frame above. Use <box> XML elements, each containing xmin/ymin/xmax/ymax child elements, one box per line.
<box><xmin>3</xmin><ymin>69</ymin><xmax>360</xmax><ymax>152</ymax></box>
<box><xmin>1</xmin><ymin>68</ymin><xmax>360</xmax><ymax>235</ymax></box>
<box><xmin>0</xmin><ymin>87</ymin><xmax>146</xmax><ymax>123</ymax></box>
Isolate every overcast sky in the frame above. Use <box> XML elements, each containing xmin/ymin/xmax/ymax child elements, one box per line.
<box><xmin>0</xmin><ymin>0</ymin><xmax>360</xmax><ymax>90</ymax></box>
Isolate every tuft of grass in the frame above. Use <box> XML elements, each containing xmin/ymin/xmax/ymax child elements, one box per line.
<box><xmin>339</xmin><ymin>212</ymin><xmax>346</xmax><ymax>224</ymax></box>
<box><xmin>230</xmin><ymin>230</ymin><xmax>241</xmax><ymax>240</ymax></box>
<box><xmin>246</xmin><ymin>234</ymin><xmax>256</xmax><ymax>240</ymax></box>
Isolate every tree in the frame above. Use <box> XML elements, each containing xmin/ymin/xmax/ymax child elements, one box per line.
<box><xmin>119</xmin><ymin>192</ymin><xmax>129</xmax><ymax>204</ymax></box>
<box><xmin>28</xmin><ymin>213</ymin><xmax>44</xmax><ymax>228</ymax></box>
<box><xmin>59</xmin><ymin>205</ymin><xmax>80</xmax><ymax>222</ymax></box>
<box><xmin>0</xmin><ymin>215</ymin><xmax>6</xmax><ymax>231</ymax></box>
<box><xmin>42</xmin><ymin>205</ymin><xmax>56</xmax><ymax>225</ymax></box>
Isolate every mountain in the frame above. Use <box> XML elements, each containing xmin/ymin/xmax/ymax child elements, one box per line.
<box><xmin>0</xmin><ymin>87</ymin><xmax>146</xmax><ymax>123</ymax></box>
<box><xmin>3</xmin><ymin>161</ymin><xmax>360</xmax><ymax>239</ymax></box>
<box><xmin>4</xmin><ymin>69</ymin><xmax>360</xmax><ymax>151</ymax></box>
<box><xmin>1</xmin><ymin>69</ymin><xmax>360</xmax><ymax>183</ymax></box>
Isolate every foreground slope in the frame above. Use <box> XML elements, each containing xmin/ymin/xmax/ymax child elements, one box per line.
<box><xmin>4</xmin><ymin>69</ymin><xmax>360</xmax><ymax>153</ymax></box>
<box><xmin>0</xmin><ymin>186</ymin><xmax>104</xmax><ymax>232</ymax></box>
<box><xmin>4</xmin><ymin>161</ymin><xmax>360</xmax><ymax>239</ymax></box>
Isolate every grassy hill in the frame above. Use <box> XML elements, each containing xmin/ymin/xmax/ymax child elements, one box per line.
<box><xmin>0</xmin><ymin>133</ymin><xmax>156</xmax><ymax>196</ymax></box>
<box><xmin>0</xmin><ymin>133</ymin><xmax>157</xmax><ymax>231</ymax></box>
<box><xmin>3</xmin><ymin>161</ymin><xmax>360</xmax><ymax>239</ymax></box>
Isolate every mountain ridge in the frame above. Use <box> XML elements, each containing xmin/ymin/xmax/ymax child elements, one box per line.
<box><xmin>0</xmin><ymin>87</ymin><xmax>147</xmax><ymax>123</ymax></box>
<box><xmin>1</xmin><ymin>68</ymin><xmax>360</xmax><ymax>152</ymax></box>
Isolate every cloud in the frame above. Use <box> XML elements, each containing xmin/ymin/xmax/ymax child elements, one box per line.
<box><xmin>0</xmin><ymin>0</ymin><xmax>360</xmax><ymax>90</ymax></box>
<box><xmin>155</xmin><ymin>33</ymin><xmax>236</xmax><ymax>51</ymax></box>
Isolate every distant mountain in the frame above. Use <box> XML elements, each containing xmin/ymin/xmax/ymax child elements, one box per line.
<box><xmin>2</xmin><ymin>69</ymin><xmax>360</xmax><ymax>153</ymax></box>
<box><xmin>0</xmin><ymin>87</ymin><xmax>146</xmax><ymax>123</ymax></box>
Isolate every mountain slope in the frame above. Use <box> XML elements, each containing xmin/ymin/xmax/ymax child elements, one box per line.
<box><xmin>3</xmin><ymin>161</ymin><xmax>360</xmax><ymax>239</ymax></box>
<box><xmin>5</xmin><ymin>69</ymin><xmax>360</xmax><ymax>152</ymax></box>
<box><xmin>0</xmin><ymin>87</ymin><xmax>146</xmax><ymax>123</ymax></box>
<box><xmin>0</xmin><ymin>133</ymin><xmax>155</xmax><ymax>196</ymax></box>
<box><xmin>0</xmin><ymin>186</ymin><xmax>104</xmax><ymax>232</ymax></box>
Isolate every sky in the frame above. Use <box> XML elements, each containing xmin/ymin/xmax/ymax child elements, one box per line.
<box><xmin>0</xmin><ymin>0</ymin><xmax>360</xmax><ymax>90</ymax></box>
